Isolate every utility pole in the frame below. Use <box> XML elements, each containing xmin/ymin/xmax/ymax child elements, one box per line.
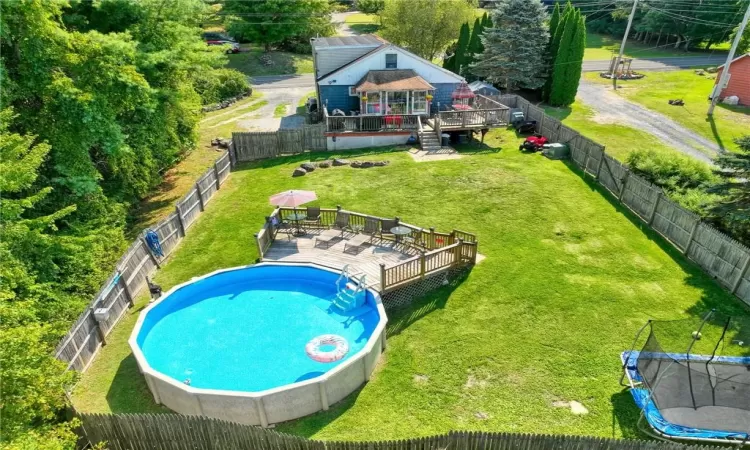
<box><xmin>613</xmin><ymin>0</ymin><xmax>639</xmax><ymax>90</ymax></box>
<box><xmin>708</xmin><ymin>1</ymin><xmax>750</xmax><ymax>115</ymax></box>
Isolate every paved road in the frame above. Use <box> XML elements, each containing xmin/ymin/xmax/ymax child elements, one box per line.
<box><xmin>251</xmin><ymin>74</ymin><xmax>315</xmax><ymax>90</ymax></box>
<box><xmin>582</xmin><ymin>55</ymin><xmax>727</xmax><ymax>72</ymax></box>
<box><xmin>577</xmin><ymin>80</ymin><xmax>721</xmax><ymax>164</ymax></box>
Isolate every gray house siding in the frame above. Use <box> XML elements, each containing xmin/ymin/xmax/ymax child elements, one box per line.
<box><xmin>320</xmin><ymin>85</ymin><xmax>359</xmax><ymax>113</ymax></box>
<box><xmin>315</xmin><ymin>47</ymin><xmax>379</xmax><ymax>79</ymax></box>
<box><xmin>431</xmin><ymin>82</ymin><xmax>461</xmax><ymax>113</ymax></box>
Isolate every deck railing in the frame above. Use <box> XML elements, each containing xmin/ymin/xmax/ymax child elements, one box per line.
<box><xmin>254</xmin><ymin>206</ymin><xmax>478</xmax><ymax>292</ymax></box>
<box><xmin>435</xmin><ymin>107</ymin><xmax>509</xmax><ymax>130</ymax></box>
<box><xmin>324</xmin><ymin>107</ymin><xmax>422</xmax><ymax>133</ymax></box>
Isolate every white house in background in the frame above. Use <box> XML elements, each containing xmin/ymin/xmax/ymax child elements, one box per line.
<box><xmin>310</xmin><ymin>35</ymin><xmax>509</xmax><ymax>150</ymax></box>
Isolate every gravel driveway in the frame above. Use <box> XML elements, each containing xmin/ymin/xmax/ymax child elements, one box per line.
<box><xmin>243</xmin><ymin>75</ymin><xmax>316</xmax><ymax>131</ymax></box>
<box><xmin>577</xmin><ymin>80</ymin><xmax>721</xmax><ymax>164</ymax></box>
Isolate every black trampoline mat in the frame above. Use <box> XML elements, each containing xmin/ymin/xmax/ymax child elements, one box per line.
<box><xmin>661</xmin><ymin>406</ymin><xmax>750</xmax><ymax>433</ymax></box>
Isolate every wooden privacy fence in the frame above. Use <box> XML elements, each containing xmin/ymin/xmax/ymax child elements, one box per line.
<box><xmin>499</xmin><ymin>94</ymin><xmax>750</xmax><ymax>307</ymax></box>
<box><xmin>255</xmin><ymin>206</ymin><xmax>478</xmax><ymax>293</ymax></box>
<box><xmin>54</xmin><ymin>152</ymin><xmax>232</xmax><ymax>373</ymax></box>
<box><xmin>79</xmin><ymin>413</ymin><xmax>726</xmax><ymax>450</ymax></box>
<box><xmin>231</xmin><ymin>124</ymin><xmax>327</xmax><ymax>163</ymax></box>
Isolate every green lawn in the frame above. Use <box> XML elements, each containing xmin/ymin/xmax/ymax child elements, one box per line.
<box><xmin>583</xmin><ymin>32</ymin><xmax>728</xmax><ymax>61</ymax></box>
<box><xmin>544</xmin><ymin>102</ymin><xmax>683</xmax><ymax>161</ymax></box>
<box><xmin>74</xmin><ymin>129</ymin><xmax>748</xmax><ymax>441</ymax></box>
<box><xmin>344</xmin><ymin>12</ymin><xmax>381</xmax><ymax>34</ymax></box>
<box><xmin>583</xmin><ymin>71</ymin><xmax>750</xmax><ymax>153</ymax></box>
<box><xmin>274</xmin><ymin>103</ymin><xmax>290</xmax><ymax>118</ymax></box>
<box><xmin>227</xmin><ymin>45</ymin><xmax>314</xmax><ymax>77</ymax></box>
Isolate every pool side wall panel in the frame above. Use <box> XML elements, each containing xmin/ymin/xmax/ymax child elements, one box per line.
<box><xmin>130</xmin><ymin>262</ymin><xmax>388</xmax><ymax>427</ymax></box>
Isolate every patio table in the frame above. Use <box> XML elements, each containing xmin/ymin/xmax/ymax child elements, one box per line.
<box><xmin>390</xmin><ymin>226</ymin><xmax>412</xmax><ymax>243</ymax></box>
<box><xmin>286</xmin><ymin>212</ymin><xmax>308</xmax><ymax>236</ymax></box>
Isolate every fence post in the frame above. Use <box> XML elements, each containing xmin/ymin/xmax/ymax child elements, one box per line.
<box><xmin>213</xmin><ymin>160</ymin><xmax>221</xmax><ymax>190</ymax></box>
<box><xmin>195</xmin><ymin>183</ymin><xmax>205</xmax><ymax>212</ymax></box>
<box><xmin>91</xmin><ymin>306</ymin><xmax>107</xmax><ymax>346</ymax></box>
<box><xmin>732</xmin><ymin>254</ymin><xmax>750</xmax><ymax>294</ymax></box>
<box><xmin>684</xmin><ymin>220</ymin><xmax>700</xmax><ymax>255</ymax></box>
<box><xmin>582</xmin><ymin>144</ymin><xmax>592</xmax><ymax>176</ymax></box>
<box><xmin>119</xmin><ymin>271</ymin><xmax>134</xmax><ymax>308</ymax></box>
<box><xmin>140</xmin><ymin>234</ymin><xmax>161</xmax><ymax>269</ymax></box>
<box><xmin>647</xmin><ymin>192</ymin><xmax>661</xmax><ymax>226</ymax></box>
<box><xmin>594</xmin><ymin>148</ymin><xmax>605</xmax><ymax>180</ymax></box>
<box><xmin>618</xmin><ymin>171</ymin><xmax>630</xmax><ymax>201</ymax></box>
<box><xmin>175</xmin><ymin>205</ymin><xmax>186</xmax><ymax>237</ymax></box>
<box><xmin>538</xmin><ymin>113</ymin><xmax>545</xmax><ymax>135</ymax></box>
<box><xmin>420</xmin><ymin>251</ymin><xmax>426</xmax><ymax>279</ymax></box>
<box><xmin>228</xmin><ymin>140</ymin><xmax>237</xmax><ymax>167</ymax></box>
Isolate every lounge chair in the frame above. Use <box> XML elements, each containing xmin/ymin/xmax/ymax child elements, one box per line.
<box><xmin>303</xmin><ymin>206</ymin><xmax>322</xmax><ymax>228</ymax></box>
<box><xmin>314</xmin><ymin>229</ymin><xmax>342</xmax><ymax>249</ymax></box>
<box><xmin>331</xmin><ymin>211</ymin><xmax>351</xmax><ymax>236</ymax></box>
<box><xmin>343</xmin><ymin>218</ymin><xmax>379</xmax><ymax>254</ymax></box>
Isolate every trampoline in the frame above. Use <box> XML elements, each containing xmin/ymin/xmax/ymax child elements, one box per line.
<box><xmin>620</xmin><ymin>311</ymin><xmax>750</xmax><ymax>445</ymax></box>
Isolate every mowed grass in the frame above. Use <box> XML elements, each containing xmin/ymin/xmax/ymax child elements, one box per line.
<box><xmin>227</xmin><ymin>45</ymin><xmax>314</xmax><ymax>77</ymax></box>
<box><xmin>544</xmin><ymin>102</ymin><xmax>682</xmax><ymax>161</ymax></box>
<box><xmin>583</xmin><ymin>71</ymin><xmax>750</xmax><ymax>153</ymax></box>
<box><xmin>344</xmin><ymin>12</ymin><xmax>381</xmax><ymax>34</ymax></box>
<box><xmin>75</xmin><ymin>128</ymin><xmax>748</xmax><ymax>440</ymax></box>
<box><xmin>583</xmin><ymin>32</ymin><xmax>728</xmax><ymax>61</ymax></box>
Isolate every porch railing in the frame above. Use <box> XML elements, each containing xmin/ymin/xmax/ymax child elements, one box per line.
<box><xmin>324</xmin><ymin>107</ymin><xmax>421</xmax><ymax>133</ymax></box>
<box><xmin>254</xmin><ymin>206</ymin><xmax>478</xmax><ymax>292</ymax></box>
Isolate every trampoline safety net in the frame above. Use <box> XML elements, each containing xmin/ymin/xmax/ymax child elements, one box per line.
<box><xmin>635</xmin><ymin>313</ymin><xmax>750</xmax><ymax>434</ymax></box>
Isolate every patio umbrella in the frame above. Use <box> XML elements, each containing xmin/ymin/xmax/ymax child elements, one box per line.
<box><xmin>270</xmin><ymin>190</ymin><xmax>317</xmax><ymax>216</ymax></box>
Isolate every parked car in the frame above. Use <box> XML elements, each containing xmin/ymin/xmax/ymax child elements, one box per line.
<box><xmin>206</xmin><ymin>39</ymin><xmax>240</xmax><ymax>54</ymax></box>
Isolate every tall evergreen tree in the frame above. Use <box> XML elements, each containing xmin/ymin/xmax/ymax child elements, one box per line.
<box><xmin>454</xmin><ymin>22</ymin><xmax>471</xmax><ymax>75</ymax></box>
<box><xmin>482</xmin><ymin>11</ymin><xmax>491</xmax><ymax>29</ymax></box>
<box><xmin>471</xmin><ymin>0</ymin><xmax>549</xmax><ymax>91</ymax></box>
<box><xmin>709</xmin><ymin>136</ymin><xmax>750</xmax><ymax>242</ymax></box>
<box><xmin>548</xmin><ymin>7</ymin><xmax>585</xmax><ymax>106</ymax></box>
<box><xmin>466</xmin><ymin>17</ymin><xmax>484</xmax><ymax>79</ymax></box>
<box><xmin>542</xmin><ymin>2</ymin><xmax>562</xmax><ymax>101</ymax></box>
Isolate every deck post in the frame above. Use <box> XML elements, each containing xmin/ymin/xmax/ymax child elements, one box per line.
<box><xmin>454</xmin><ymin>239</ymin><xmax>463</xmax><ymax>266</ymax></box>
<box><xmin>380</xmin><ymin>263</ymin><xmax>387</xmax><ymax>291</ymax></box>
<box><xmin>254</xmin><ymin>233</ymin><xmax>264</xmax><ymax>260</ymax></box>
<box><xmin>430</xmin><ymin>227</ymin><xmax>435</xmax><ymax>249</ymax></box>
<box><xmin>420</xmin><ymin>251</ymin><xmax>426</xmax><ymax>279</ymax></box>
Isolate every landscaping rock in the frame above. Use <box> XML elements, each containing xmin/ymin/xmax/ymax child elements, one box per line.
<box><xmin>216</xmin><ymin>138</ymin><xmax>231</xmax><ymax>149</ymax></box>
<box><xmin>373</xmin><ymin>160</ymin><xmax>389</xmax><ymax>166</ymax></box>
<box><xmin>695</xmin><ymin>69</ymin><xmax>705</xmax><ymax>76</ymax></box>
<box><xmin>292</xmin><ymin>168</ymin><xmax>307</xmax><ymax>177</ymax></box>
<box><xmin>350</xmin><ymin>161</ymin><xmax>362</xmax><ymax>168</ymax></box>
<box><xmin>318</xmin><ymin>160</ymin><xmax>331</xmax><ymax>168</ymax></box>
<box><xmin>360</xmin><ymin>161</ymin><xmax>374</xmax><ymax>168</ymax></box>
<box><xmin>333</xmin><ymin>158</ymin><xmax>350</xmax><ymax>166</ymax></box>
<box><xmin>301</xmin><ymin>162</ymin><xmax>316</xmax><ymax>172</ymax></box>
<box><xmin>706</xmin><ymin>66</ymin><xmax>718</xmax><ymax>73</ymax></box>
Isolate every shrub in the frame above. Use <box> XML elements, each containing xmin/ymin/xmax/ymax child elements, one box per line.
<box><xmin>627</xmin><ymin>149</ymin><xmax>716</xmax><ymax>193</ymax></box>
<box><xmin>192</xmin><ymin>68</ymin><xmax>250</xmax><ymax>105</ymax></box>
<box><xmin>357</xmin><ymin>0</ymin><xmax>384</xmax><ymax>14</ymax></box>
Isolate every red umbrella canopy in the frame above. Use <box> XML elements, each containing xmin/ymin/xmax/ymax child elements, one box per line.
<box><xmin>269</xmin><ymin>190</ymin><xmax>318</xmax><ymax>208</ymax></box>
<box><xmin>451</xmin><ymin>82</ymin><xmax>476</xmax><ymax>100</ymax></box>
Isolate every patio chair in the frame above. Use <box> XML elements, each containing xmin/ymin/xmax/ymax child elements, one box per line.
<box><xmin>343</xmin><ymin>217</ymin><xmax>379</xmax><ymax>254</ymax></box>
<box><xmin>314</xmin><ymin>229</ymin><xmax>342</xmax><ymax>249</ymax></box>
<box><xmin>380</xmin><ymin>219</ymin><xmax>399</xmax><ymax>242</ymax></box>
<box><xmin>402</xmin><ymin>228</ymin><xmax>425</xmax><ymax>251</ymax></box>
<box><xmin>270</xmin><ymin>215</ymin><xmax>292</xmax><ymax>241</ymax></box>
<box><xmin>331</xmin><ymin>211</ymin><xmax>351</xmax><ymax>236</ymax></box>
<box><xmin>303</xmin><ymin>206</ymin><xmax>322</xmax><ymax>228</ymax></box>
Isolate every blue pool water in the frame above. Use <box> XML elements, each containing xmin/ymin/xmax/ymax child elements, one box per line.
<box><xmin>135</xmin><ymin>265</ymin><xmax>380</xmax><ymax>392</ymax></box>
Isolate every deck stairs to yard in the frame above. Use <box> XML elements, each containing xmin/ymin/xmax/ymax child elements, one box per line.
<box><xmin>418</xmin><ymin>124</ymin><xmax>442</xmax><ymax>152</ymax></box>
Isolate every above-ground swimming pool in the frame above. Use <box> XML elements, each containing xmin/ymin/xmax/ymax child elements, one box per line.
<box><xmin>130</xmin><ymin>263</ymin><xmax>387</xmax><ymax>426</ymax></box>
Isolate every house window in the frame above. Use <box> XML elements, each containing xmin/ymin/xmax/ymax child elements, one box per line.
<box><xmin>386</xmin><ymin>91</ymin><xmax>408</xmax><ymax>114</ymax></box>
<box><xmin>385</xmin><ymin>53</ymin><xmax>397</xmax><ymax>69</ymax></box>
<box><xmin>365</xmin><ymin>92</ymin><xmax>381</xmax><ymax>114</ymax></box>
<box><xmin>412</xmin><ymin>91</ymin><xmax>427</xmax><ymax>114</ymax></box>
<box><xmin>349</xmin><ymin>86</ymin><xmax>358</xmax><ymax>96</ymax></box>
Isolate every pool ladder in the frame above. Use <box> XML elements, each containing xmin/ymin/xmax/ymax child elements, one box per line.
<box><xmin>333</xmin><ymin>265</ymin><xmax>366</xmax><ymax>312</ymax></box>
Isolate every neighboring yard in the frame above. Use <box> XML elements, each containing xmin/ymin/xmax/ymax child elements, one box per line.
<box><xmin>583</xmin><ymin>71</ymin><xmax>750</xmax><ymax>153</ymax></box>
<box><xmin>74</xmin><ymin>128</ymin><xmax>748</xmax><ymax>441</ymax></box>
<box><xmin>128</xmin><ymin>93</ymin><xmax>265</xmax><ymax>234</ymax></box>
<box><xmin>227</xmin><ymin>45</ymin><xmax>314</xmax><ymax>77</ymax></box>
<box><xmin>583</xmin><ymin>33</ymin><xmax>728</xmax><ymax>61</ymax></box>
<box><xmin>544</xmin><ymin>102</ymin><xmax>682</xmax><ymax>161</ymax></box>
<box><xmin>345</xmin><ymin>12</ymin><xmax>381</xmax><ymax>34</ymax></box>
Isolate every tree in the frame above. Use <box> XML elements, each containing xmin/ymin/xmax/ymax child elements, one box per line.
<box><xmin>357</xmin><ymin>0</ymin><xmax>385</xmax><ymax>14</ymax></box>
<box><xmin>380</xmin><ymin>0</ymin><xmax>476</xmax><ymax>60</ymax></box>
<box><xmin>465</xmin><ymin>17</ymin><xmax>485</xmax><ymax>79</ymax></box>
<box><xmin>454</xmin><ymin>22</ymin><xmax>472</xmax><ymax>75</ymax></box>
<box><xmin>223</xmin><ymin>0</ymin><xmax>333</xmax><ymax>51</ymax></box>
<box><xmin>548</xmin><ymin>8</ymin><xmax>585</xmax><ymax>106</ymax></box>
<box><xmin>709</xmin><ymin>136</ymin><xmax>750</xmax><ymax>243</ymax></box>
<box><xmin>730</xmin><ymin>23</ymin><xmax>750</xmax><ymax>54</ymax></box>
<box><xmin>542</xmin><ymin>1</ymin><xmax>562</xmax><ymax>101</ymax></box>
<box><xmin>470</xmin><ymin>0</ymin><xmax>550</xmax><ymax>91</ymax></box>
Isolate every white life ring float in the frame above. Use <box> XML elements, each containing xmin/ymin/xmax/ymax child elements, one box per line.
<box><xmin>305</xmin><ymin>334</ymin><xmax>349</xmax><ymax>363</ymax></box>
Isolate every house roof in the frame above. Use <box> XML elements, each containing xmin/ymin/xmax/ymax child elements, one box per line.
<box><xmin>354</xmin><ymin>70</ymin><xmax>435</xmax><ymax>92</ymax></box>
<box><xmin>717</xmin><ymin>53</ymin><xmax>750</xmax><ymax>69</ymax></box>
<box><xmin>311</xmin><ymin>35</ymin><xmax>384</xmax><ymax>49</ymax></box>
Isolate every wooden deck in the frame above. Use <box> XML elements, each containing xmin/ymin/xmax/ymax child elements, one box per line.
<box><xmin>262</xmin><ymin>230</ymin><xmax>420</xmax><ymax>292</ymax></box>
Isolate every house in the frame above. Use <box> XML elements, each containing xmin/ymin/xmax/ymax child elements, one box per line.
<box><xmin>311</xmin><ymin>35</ymin><xmax>510</xmax><ymax>150</ymax></box>
<box><xmin>468</xmin><ymin>80</ymin><xmax>501</xmax><ymax>97</ymax></box>
<box><xmin>713</xmin><ymin>53</ymin><xmax>750</xmax><ymax>106</ymax></box>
